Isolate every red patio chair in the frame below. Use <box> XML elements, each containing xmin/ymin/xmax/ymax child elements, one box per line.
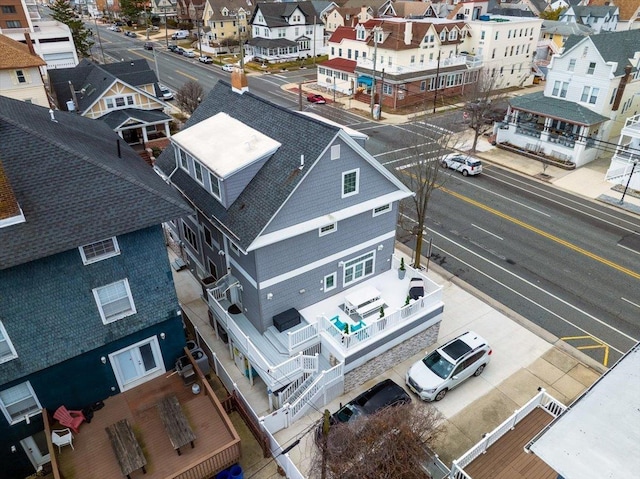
<box><xmin>53</xmin><ymin>406</ymin><xmax>86</xmax><ymax>434</ymax></box>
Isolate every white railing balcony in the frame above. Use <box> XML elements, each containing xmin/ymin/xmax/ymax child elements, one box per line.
<box><xmin>621</xmin><ymin>114</ymin><xmax>640</xmax><ymax>137</ymax></box>
<box><xmin>287</xmin><ymin>322</ymin><xmax>319</xmax><ymax>354</ymax></box>
<box><xmin>356</xmin><ymin>54</ymin><xmax>468</xmax><ymax>75</ymax></box>
<box><xmin>288</xmin><ymin>361</ymin><xmax>344</xmax><ymax>420</ymax></box>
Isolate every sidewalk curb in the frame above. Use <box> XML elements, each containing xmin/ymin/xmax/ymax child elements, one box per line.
<box><xmin>395</xmin><ymin>241</ymin><xmax>608</xmax><ymax>375</ymax></box>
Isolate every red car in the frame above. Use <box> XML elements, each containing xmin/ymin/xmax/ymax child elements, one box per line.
<box><xmin>307</xmin><ymin>94</ymin><xmax>326</xmax><ymax>104</ymax></box>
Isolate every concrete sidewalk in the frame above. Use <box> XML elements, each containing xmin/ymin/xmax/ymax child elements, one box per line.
<box><xmin>170</xmin><ymin>242</ymin><xmax>604</xmax><ymax>477</ymax></box>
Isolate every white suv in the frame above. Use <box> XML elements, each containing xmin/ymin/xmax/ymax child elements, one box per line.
<box><xmin>440</xmin><ymin>153</ymin><xmax>483</xmax><ymax>176</ymax></box>
<box><xmin>406</xmin><ymin>331</ymin><xmax>491</xmax><ymax>401</ymax></box>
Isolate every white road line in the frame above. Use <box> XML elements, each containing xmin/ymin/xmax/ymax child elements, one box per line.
<box><xmin>261</xmin><ymin>77</ymin><xmax>288</xmax><ymax>87</ymax></box>
<box><xmin>617</xmin><ymin>243</ymin><xmax>640</xmax><ymax>256</ymax></box>
<box><xmin>621</xmin><ymin>297</ymin><xmax>640</xmax><ymax>309</ymax></box>
<box><xmin>485</xmin><ymin>169</ymin><xmax>640</xmax><ymax>233</ymax></box>
<box><xmin>399</xmin><ymin>213</ymin><xmax>636</xmax><ymax>350</ymax></box>
<box><xmin>374</xmin><ymin>142</ymin><xmax>434</xmax><ymax>157</ymax></box>
<box><xmin>472</xmin><ymin>224</ymin><xmax>504</xmax><ymax>240</ymax></box>
<box><xmin>273</xmin><ymin>74</ymin><xmax>288</xmax><ymax>79</ymax></box>
<box><xmin>464</xmin><ymin>180</ymin><xmax>551</xmax><ymax>217</ymax></box>
<box><xmin>356</xmin><ymin>124</ymin><xmax>388</xmax><ymax>131</ymax></box>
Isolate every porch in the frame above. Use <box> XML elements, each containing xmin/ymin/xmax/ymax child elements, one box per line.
<box><xmin>44</xmin><ymin>351</ymin><xmax>241</xmax><ymax>479</ymax></box>
<box><xmin>449</xmin><ymin>389</ymin><xmax>566</xmax><ymax>479</ymax></box>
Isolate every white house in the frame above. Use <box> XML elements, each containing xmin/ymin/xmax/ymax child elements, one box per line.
<box><xmin>559</xmin><ymin>4</ymin><xmax>619</xmax><ymax>33</ymax></box>
<box><xmin>247</xmin><ymin>1</ymin><xmax>327</xmax><ymax>63</ymax></box>
<box><xmin>0</xmin><ymin>34</ymin><xmax>49</xmax><ymax>107</ymax></box>
<box><xmin>497</xmin><ymin>29</ymin><xmax>640</xmax><ymax>168</ymax></box>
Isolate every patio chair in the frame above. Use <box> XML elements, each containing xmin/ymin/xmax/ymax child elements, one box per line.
<box><xmin>52</xmin><ymin>428</ymin><xmax>74</xmax><ymax>452</ymax></box>
<box><xmin>351</xmin><ymin>320</ymin><xmax>366</xmax><ymax>333</ymax></box>
<box><xmin>409</xmin><ymin>277</ymin><xmax>425</xmax><ymax>300</ymax></box>
<box><xmin>330</xmin><ymin>316</ymin><xmax>346</xmax><ymax>331</ymax></box>
<box><xmin>53</xmin><ymin>406</ymin><xmax>86</xmax><ymax>434</ymax></box>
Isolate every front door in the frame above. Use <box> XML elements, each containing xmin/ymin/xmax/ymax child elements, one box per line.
<box><xmin>21</xmin><ymin>431</ymin><xmax>50</xmax><ymax>470</ymax></box>
<box><xmin>109</xmin><ymin>337</ymin><xmax>165</xmax><ymax>392</ymax></box>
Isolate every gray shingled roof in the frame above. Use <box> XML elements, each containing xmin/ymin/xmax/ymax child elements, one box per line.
<box><xmin>250</xmin><ymin>1</ymin><xmax>321</xmax><ymax>27</ymax></box>
<box><xmin>571</xmin><ymin>5</ymin><xmax>619</xmax><ymax>18</ymax></box>
<box><xmin>48</xmin><ymin>59</ymin><xmax>160</xmax><ymax>113</ymax></box>
<box><xmin>541</xmin><ymin>19</ymin><xmax>594</xmax><ymax>37</ymax></box>
<box><xmin>0</xmin><ymin>96</ymin><xmax>191</xmax><ymax>270</ymax></box>
<box><xmin>100</xmin><ymin>108</ymin><xmax>172</xmax><ymax>130</ymax></box>
<box><xmin>247</xmin><ymin>37</ymin><xmax>298</xmax><ymax>48</ymax></box>
<box><xmin>155</xmin><ymin>81</ymin><xmax>340</xmax><ymax>251</ymax></box>
<box><xmin>509</xmin><ymin>91</ymin><xmax>609</xmax><ymax>125</ymax></box>
<box><xmin>562</xmin><ymin>29</ymin><xmax>640</xmax><ymax>77</ymax></box>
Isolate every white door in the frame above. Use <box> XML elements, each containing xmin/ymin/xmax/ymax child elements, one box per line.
<box><xmin>21</xmin><ymin>431</ymin><xmax>50</xmax><ymax>470</ymax></box>
<box><xmin>109</xmin><ymin>337</ymin><xmax>165</xmax><ymax>392</ymax></box>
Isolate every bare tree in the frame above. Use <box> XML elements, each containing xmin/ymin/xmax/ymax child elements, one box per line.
<box><xmin>396</xmin><ymin>117</ymin><xmax>458</xmax><ymax>269</ymax></box>
<box><xmin>311</xmin><ymin>403</ymin><xmax>443</xmax><ymax>479</ymax></box>
<box><xmin>462</xmin><ymin>69</ymin><xmax>508</xmax><ymax>153</ymax></box>
<box><xmin>175</xmin><ymin>80</ymin><xmax>204</xmax><ymax>115</ymax></box>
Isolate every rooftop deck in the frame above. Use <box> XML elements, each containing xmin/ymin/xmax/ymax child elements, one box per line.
<box><xmin>46</xmin><ymin>354</ymin><xmax>241</xmax><ymax>479</ymax></box>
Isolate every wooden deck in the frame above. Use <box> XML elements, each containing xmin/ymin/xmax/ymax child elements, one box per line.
<box><xmin>50</xmin><ymin>369</ymin><xmax>240</xmax><ymax>479</ymax></box>
<box><xmin>463</xmin><ymin>407</ymin><xmax>558</xmax><ymax>479</ymax></box>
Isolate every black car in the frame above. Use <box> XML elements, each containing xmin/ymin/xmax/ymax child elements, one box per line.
<box><xmin>167</xmin><ymin>44</ymin><xmax>178</xmax><ymax>52</ymax></box>
<box><xmin>124</xmin><ymin>31</ymin><xmax>138</xmax><ymax>38</ymax></box>
<box><xmin>330</xmin><ymin>379</ymin><xmax>411</xmax><ymax>425</ymax></box>
<box><xmin>143</xmin><ymin>42</ymin><xmax>153</xmax><ymax>50</ymax></box>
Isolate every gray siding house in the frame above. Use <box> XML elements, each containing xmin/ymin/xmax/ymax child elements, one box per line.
<box><xmin>155</xmin><ymin>74</ymin><xmax>444</xmax><ymax>428</ymax></box>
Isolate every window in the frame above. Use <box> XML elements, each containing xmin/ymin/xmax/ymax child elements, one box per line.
<box><xmin>587</xmin><ymin>62</ymin><xmax>596</xmax><ymax>74</ymax></box>
<box><xmin>203</xmin><ymin>226</ymin><xmax>213</xmax><ymax>248</ymax></box>
<box><xmin>552</xmin><ymin>81</ymin><xmax>560</xmax><ymax>96</ymax></box>
<box><xmin>373</xmin><ymin>203</ymin><xmax>391</xmax><ymax>216</ymax></box>
<box><xmin>0</xmin><ymin>382</ymin><xmax>41</xmax><ymax>424</ymax></box>
<box><xmin>382</xmin><ymin>84</ymin><xmax>392</xmax><ymax>95</ymax></box>
<box><xmin>6</xmin><ymin>20</ymin><xmax>21</xmax><ymax>28</ymax></box>
<box><xmin>79</xmin><ymin>237</ymin><xmax>120</xmax><ymax>264</ymax></box>
<box><xmin>324</xmin><ymin>272</ymin><xmax>337</xmax><ymax>292</ymax></box>
<box><xmin>342</xmin><ymin>169</ymin><xmax>359</xmax><ymax>198</ymax></box>
<box><xmin>560</xmin><ymin>82</ymin><xmax>568</xmax><ymax>98</ymax></box>
<box><xmin>179</xmin><ymin>149</ymin><xmax>188</xmax><ymax>170</ymax></box>
<box><xmin>182</xmin><ymin>222</ymin><xmax>198</xmax><ymax>250</ymax></box>
<box><xmin>420</xmin><ymin>80</ymin><xmax>426</xmax><ymax>92</ymax></box>
<box><xmin>589</xmin><ymin>87</ymin><xmax>599</xmax><ymax>104</ymax></box>
<box><xmin>16</xmin><ymin>70</ymin><xmax>26</xmax><ymax>83</ymax></box>
<box><xmin>93</xmin><ymin>279</ymin><xmax>136</xmax><ymax>324</ymax></box>
<box><xmin>194</xmin><ymin>161</ymin><xmax>204</xmax><ymax>184</ymax></box>
<box><xmin>480</xmin><ymin>30</ymin><xmax>485</xmax><ymax>40</ymax></box>
<box><xmin>319</xmin><ymin>223</ymin><xmax>337</xmax><ymax>236</ymax></box>
<box><xmin>229</xmin><ymin>242</ymin><xmax>240</xmax><ymax>255</ymax></box>
<box><xmin>331</xmin><ymin>144</ymin><xmax>340</xmax><ymax>160</ymax></box>
<box><xmin>494</xmin><ymin>31</ymin><xmax>498</xmax><ymax>40</ymax></box>
<box><xmin>0</xmin><ymin>321</ymin><xmax>18</xmax><ymax>363</ymax></box>
<box><xmin>343</xmin><ymin>251</ymin><xmax>374</xmax><ymax>285</ymax></box>
<box><xmin>568</xmin><ymin>59</ymin><xmax>576</xmax><ymax>72</ymax></box>
<box><xmin>2</xmin><ymin>6</ymin><xmax>17</xmax><ymax>13</ymax></box>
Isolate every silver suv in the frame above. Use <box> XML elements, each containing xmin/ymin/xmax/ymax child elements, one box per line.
<box><xmin>406</xmin><ymin>331</ymin><xmax>491</xmax><ymax>401</ymax></box>
<box><xmin>440</xmin><ymin>153</ymin><xmax>483</xmax><ymax>176</ymax></box>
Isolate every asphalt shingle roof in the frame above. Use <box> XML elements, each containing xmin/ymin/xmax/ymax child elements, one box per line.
<box><xmin>100</xmin><ymin>108</ymin><xmax>171</xmax><ymax>130</ymax></box>
<box><xmin>0</xmin><ymin>96</ymin><xmax>191</xmax><ymax>270</ymax></box>
<box><xmin>0</xmin><ymin>34</ymin><xmax>46</xmax><ymax>69</ymax></box>
<box><xmin>562</xmin><ymin>29</ymin><xmax>640</xmax><ymax>77</ymax></box>
<box><xmin>251</xmin><ymin>1</ymin><xmax>320</xmax><ymax>27</ymax></box>
<box><xmin>509</xmin><ymin>91</ymin><xmax>609</xmax><ymax>126</ymax></box>
<box><xmin>155</xmin><ymin>81</ymin><xmax>340</xmax><ymax>251</ymax></box>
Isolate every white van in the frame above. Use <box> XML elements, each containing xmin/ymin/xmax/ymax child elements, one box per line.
<box><xmin>171</xmin><ymin>30</ymin><xmax>189</xmax><ymax>40</ymax></box>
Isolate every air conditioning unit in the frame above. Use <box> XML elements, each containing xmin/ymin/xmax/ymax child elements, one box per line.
<box><xmin>456</xmin><ymin>13</ymin><xmax>464</xmax><ymax>20</ymax></box>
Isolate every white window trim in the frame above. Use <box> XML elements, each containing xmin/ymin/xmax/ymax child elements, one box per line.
<box><xmin>208</xmin><ymin>171</ymin><xmax>221</xmax><ymax>200</ymax></box>
<box><xmin>230</xmin><ymin>242</ymin><xmax>240</xmax><ymax>255</ymax></box>
<box><xmin>0</xmin><ymin>381</ymin><xmax>42</xmax><ymax>425</ymax></box>
<box><xmin>341</xmin><ymin>168</ymin><xmax>360</xmax><ymax>198</ymax></box>
<box><xmin>79</xmin><ymin>237</ymin><xmax>120</xmax><ymax>265</ymax></box>
<box><xmin>193</xmin><ymin>160</ymin><xmax>205</xmax><ymax>185</ymax></box>
<box><xmin>343</xmin><ymin>250</ymin><xmax>375</xmax><ymax>286</ymax></box>
<box><xmin>0</xmin><ymin>321</ymin><xmax>18</xmax><ymax>364</ymax></box>
<box><xmin>178</xmin><ymin>148</ymin><xmax>189</xmax><ymax>171</ymax></box>
<box><xmin>372</xmin><ymin>203</ymin><xmax>391</xmax><ymax>217</ymax></box>
<box><xmin>93</xmin><ymin>279</ymin><xmax>136</xmax><ymax>324</ymax></box>
<box><xmin>319</xmin><ymin>223</ymin><xmax>337</xmax><ymax>236</ymax></box>
<box><xmin>203</xmin><ymin>225</ymin><xmax>214</xmax><ymax>248</ymax></box>
<box><xmin>324</xmin><ymin>272</ymin><xmax>337</xmax><ymax>292</ymax></box>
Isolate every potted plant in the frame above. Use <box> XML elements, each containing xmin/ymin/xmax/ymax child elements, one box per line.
<box><xmin>379</xmin><ymin>306</ymin><xmax>385</xmax><ymax>318</ymax></box>
<box><xmin>398</xmin><ymin>257</ymin><xmax>406</xmax><ymax>280</ymax></box>
<box><xmin>343</xmin><ymin>323</ymin><xmax>350</xmax><ymax>335</ymax></box>
<box><xmin>405</xmin><ymin>295</ymin><xmax>411</xmax><ymax>307</ymax></box>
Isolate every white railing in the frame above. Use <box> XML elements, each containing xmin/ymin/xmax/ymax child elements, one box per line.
<box><xmin>449</xmin><ymin>389</ymin><xmax>565</xmax><ymax>478</ymax></box>
<box><xmin>261</xmin><ymin>423</ymin><xmax>306</xmax><ymax>479</ymax></box>
<box><xmin>288</xmin><ymin>362</ymin><xmax>344</xmax><ymax>421</ymax></box>
<box><xmin>278</xmin><ymin>374</ymin><xmax>311</xmax><ymax>407</ymax></box>
<box><xmin>356</xmin><ymin>54</ymin><xmax>468</xmax><ymax>75</ymax></box>
<box><xmin>287</xmin><ymin>322</ymin><xmax>319</xmax><ymax>354</ymax></box>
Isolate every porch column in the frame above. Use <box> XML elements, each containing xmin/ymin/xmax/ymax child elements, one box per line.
<box><xmin>164</xmin><ymin>121</ymin><xmax>171</xmax><ymax>138</ymax></box>
<box><xmin>141</xmin><ymin>126</ymin><xmax>149</xmax><ymax>143</ymax></box>
<box><xmin>540</xmin><ymin>117</ymin><xmax>551</xmax><ymax>142</ymax></box>
<box><xmin>543</xmin><ymin>117</ymin><xmax>552</xmax><ymax>132</ymax></box>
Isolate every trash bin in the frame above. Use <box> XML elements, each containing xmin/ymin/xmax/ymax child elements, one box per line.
<box><xmin>229</xmin><ymin>464</ymin><xmax>243</xmax><ymax>479</ymax></box>
<box><xmin>200</xmin><ymin>276</ymin><xmax>216</xmax><ymax>298</ymax></box>
<box><xmin>191</xmin><ymin>348</ymin><xmax>211</xmax><ymax>376</ymax></box>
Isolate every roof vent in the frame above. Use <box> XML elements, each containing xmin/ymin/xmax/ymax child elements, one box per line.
<box><xmin>49</xmin><ymin>109</ymin><xmax>58</xmax><ymax>122</ymax></box>
<box><xmin>299</xmin><ymin>155</ymin><xmax>304</xmax><ymax>170</ymax></box>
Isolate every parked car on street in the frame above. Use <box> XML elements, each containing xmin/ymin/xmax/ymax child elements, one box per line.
<box><xmin>198</xmin><ymin>55</ymin><xmax>213</xmax><ymax>64</ymax></box>
<box><xmin>221</xmin><ymin>63</ymin><xmax>235</xmax><ymax>72</ymax></box>
<box><xmin>143</xmin><ymin>42</ymin><xmax>153</xmax><ymax>50</ymax></box>
<box><xmin>174</xmin><ymin>46</ymin><xmax>185</xmax><ymax>55</ymax></box>
<box><xmin>307</xmin><ymin>94</ymin><xmax>327</xmax><ymax>104</ymax></box>
<box><xmin>440</xmin><ymin>153</ymin><xmax>483</xmax><ymax>176</ymax></box>
<box><xmin>157</xmin><ymin>84</ymin><xmax>174</xmax><ymax>101</ymax></box>
<box><xmin>406</xmin><ymin>331</ymin><xmax>491</xmax><ymax>401</ymax></box>
<box><xmin>182</xmin><ymin>49</ymin><xmax>196</xmax><ymax>58</ymax></box>
<box><xmin>124</xmin><ymin>31</ymin><xmax>137</xmax><ymax>38</ymax></box>
<box><xmin>108</xmin><ymin>25</ymin><xmax>121</xmax><ymax>32</ymax></box>
<box><xmin>167</xmin><ymin>44</ymin><xmax>178</xmax><ymax>52</ymax></box>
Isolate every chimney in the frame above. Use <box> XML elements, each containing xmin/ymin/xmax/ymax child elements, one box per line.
<box><xmin>360</xmin><ymin>6</ymin><xmax>367</xmax><ymax>21</ymax></box>
<box><xmin>612</xmin><ymin>65</ymin><xmax>632</xmax><ymax>111</ymax></box>
<box><xmin>231</xmin><ymin>69</ymin><xmax>248</xmax><ymax>94</ymax></box>
<box><xmin>24</xmin><ymin>32</ymin><xmax>37</xmax><ymax>56</ymax></box>
<box><xmin>404</xmin><ymin>21</ymin><xmax>413</xmax><ymax>45</ymax></box>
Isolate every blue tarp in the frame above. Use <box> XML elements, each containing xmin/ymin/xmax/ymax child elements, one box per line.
<box><xmin>357</xmin><ymin>76</ymin><xmax>373</xmax><ymax>86</ymax></box>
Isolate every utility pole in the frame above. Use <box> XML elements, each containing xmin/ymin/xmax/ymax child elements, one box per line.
<box><xmin>144</xmin><ymin>1</ymin><xmax>149</xmax><ymax>40</ymax></box>
<box><xmin>432</xmin><ymin>49</ymin><xmax>441</xmax><ymax>114</ymax></box>
<box><xmin>619</xmin><ymin>160</ymin><xmax>638</xmax><ymax>204</ymax></box>
<box><xmin>313</xmin><ymin>15</ymin><xmax>316</xmax><ymax>65</ymax></box>
<box><xmin>93</xmin><ymin>12</ymin><xmax>105</xmax><ymax>63</ymax></box>
<box><xmin>370</xmin><ymin>26</ymin><xmax>380</xmax><ymax>118</ymax></box>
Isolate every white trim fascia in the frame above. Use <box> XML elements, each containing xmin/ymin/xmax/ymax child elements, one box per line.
<box><xmin>0</xmin><ymin>209</ymin><xmax>25</xmax><ymax>228</ymax></box>
<box><xmin>259</xmin><ymin>230</ymin><xmax>395</xmax><ymax>289</ymax></box>
<box><xmin>248</xmin><ymin>190</ymin><xmax>408</xmax><ymax>251</ymax></box>
<box><xmin>228</xmin><ymin>256</ymin><xmax>258</xmax><ymax>289</ymax></box>
<box><xmin>84</xmin><ymin>78</ymin><xmax>170</xmax><ymax>116</ymax></box>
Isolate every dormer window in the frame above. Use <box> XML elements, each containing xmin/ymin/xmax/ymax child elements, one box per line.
<box><xmin>0</xmin><ymin>321</ymin><xmax>18</xmax><ymax>363</ymax></box>
<box><xmin>356</xmin><ymin>25</ymin><xmax>366</xmax><ymax>40</ymax></box>
<box><xmin>439</xmin><ymin>30</ymin><xmax>447</xmax><ymax>41</ymax></box>
<box><xmin>448</xmin><ymin>30</ymin><xmax>457</xmax><ymax>41</ymax></box>
<box><xmin>222</xmin><ymin>7</ymin><xmax>228</xmax><ymax>16</ymax></box>
<box><xmin>375</xmin><ymin>30</ymin><xmax>383</xmax><ymax>43</ymax></box>
<box><xmin>79</xmin><ymin>237</ymin><xmax>120</xmax><ymax>264</ymax></box>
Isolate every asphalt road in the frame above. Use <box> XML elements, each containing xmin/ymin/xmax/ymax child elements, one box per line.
<box><xmin>87</xmin><ymin>24</ymin><xmax>640</xmax><ymax>366</ymax></box>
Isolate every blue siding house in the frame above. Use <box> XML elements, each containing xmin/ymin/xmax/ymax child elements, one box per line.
<box><xmin>155</xmin><ymin>73</ymin><xmax>444</xmax><ymax>428</ymax></box>
<box><xmin>0</xmin><ymin>96</ymin><xmax>191</xmax><ymax>477</ymax></box>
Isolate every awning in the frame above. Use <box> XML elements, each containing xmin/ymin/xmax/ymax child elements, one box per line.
<box><xmin>357</xmin><ymin>76</ymin><xmax>373</xmax><ymax>86</ymax></box>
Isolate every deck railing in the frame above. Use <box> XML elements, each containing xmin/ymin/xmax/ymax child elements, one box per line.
<box><xmin>287</xmin><ymin>361</ymin><xmax>344</xmax><ymax>421</ymax></box>
<box><xmin>449</xmin><ymin>389</ymin><xmax>565</xmax><ymax>479</ymax></box>
<box><xmin>287</xmin><ymin>322</ymin><xmax>319</xmax><ymax>353</ymax></box>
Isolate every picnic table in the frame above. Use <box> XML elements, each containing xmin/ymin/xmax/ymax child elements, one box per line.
<box><xmin>344</xmin><ymin>286</ymin><xmax>383</xmax><ymax>318</ymax></box>
<box><xmin>157</xmin><ymin>394</ymin><xmax>196</xmax><ymax>455</ymax></box>
<box><xmin>106</xmin><ymin>419</ymin><xmax>147</xmax><ymax>479</ymax></box>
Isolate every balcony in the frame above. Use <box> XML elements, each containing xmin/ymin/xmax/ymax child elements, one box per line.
<box><xmin>44</xmin><ymin>350</ymin><xmax>241</xmax><ymax>479</ymax></box>
<box><xmin>356</xmin><ymin>54</ymin><xmax>469</xmax><ymax>75</ymax></box>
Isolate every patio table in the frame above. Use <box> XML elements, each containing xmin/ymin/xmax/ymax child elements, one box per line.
<box><xmin>344</xmin><ymin>286</ymin><xmax>381</xmax><ymax>315</ymax></box>
<box><xmin>157</xmin><ymin>394</ymin><xmax>196</xmax><ymax>455</ymax></box>
<box><xmin>106</xmin><ymin>419</ymin><xmax>147</xmax><ymax>479</ymax></box>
